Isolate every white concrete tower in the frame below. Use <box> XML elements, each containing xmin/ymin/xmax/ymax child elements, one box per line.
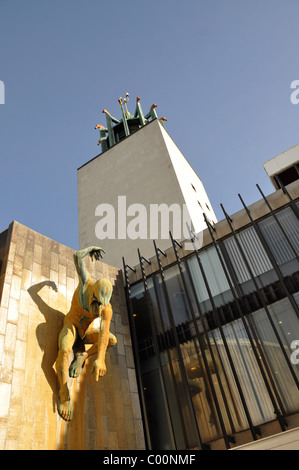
<box><xmin>77</xmin><ymin>95</ymin><xmax>217</xmax><ymax>268</ymax></box>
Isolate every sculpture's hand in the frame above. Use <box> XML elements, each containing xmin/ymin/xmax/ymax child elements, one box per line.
<box><xmin>91</xmin><ymin>358</ymin><xmax>107</xmax><ymax>381</ymax></box>
<box><xmin>28</xmin><ymin>280</ymin><xmax>58</xmax><ymax>296</ymax></box>
<box><xmin>47</xmin><ymin>280</ymin><xmax>58</xmax><ymax>292</ymax></box>
<box><xmin>89</xmin><ymin>247</ymin><xmax>106</xmax><ymax>262</ymax></box>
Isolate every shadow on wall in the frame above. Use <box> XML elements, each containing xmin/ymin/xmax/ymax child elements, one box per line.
<box><xmin>27</xmin><ymin>281</ymin><xmax>65</xmax><ymax>411</ymax></box>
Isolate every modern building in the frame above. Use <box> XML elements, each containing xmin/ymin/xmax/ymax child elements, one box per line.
<box><xmin>77</xmin><ymin>96</ymin><xmax>217</xmax><ymax>269</ymax></box>
<box><xmin>1</xmin><ymin>91</ymin><xmax>299</xmax><ymax>450</ymax></box>
<box><xmin>124</xmin><ymin>149</ymin><xmax>299</xmax><ymax>450</ymax></box>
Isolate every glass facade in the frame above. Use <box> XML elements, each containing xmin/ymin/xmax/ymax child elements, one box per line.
<box><xmin>125</xmin><ymin>200</ymin><xmax>299</xmax><ymax>450</ymax></box>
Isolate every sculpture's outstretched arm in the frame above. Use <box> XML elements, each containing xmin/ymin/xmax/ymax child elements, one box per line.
<box><xmin>73</xmin><ymin>246</ymin><xmax>106</xmax><ymax>286</ymax></box>
<box><xmin>27</xmin><ymin>281</ymin><xmax>58</xmax><ymax>317</ymax></box>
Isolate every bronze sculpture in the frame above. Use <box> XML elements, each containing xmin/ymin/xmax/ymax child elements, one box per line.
<box><xmin>55</xmin><ymin>246</ymin><xmax>117</xmax><ymax>421</ymax></box>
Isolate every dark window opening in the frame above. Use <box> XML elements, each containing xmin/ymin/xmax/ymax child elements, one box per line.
<box><xmin>275</xmin><ymin>164</ymin><xmax>299</xmax><ymax>188</ymax></box>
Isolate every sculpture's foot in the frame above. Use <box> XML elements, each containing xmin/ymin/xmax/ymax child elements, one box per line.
<box><xmin>69</xmin><ymin>352</ymin><xmax>87</xmax><ymax>378</ymax></box>
<box><xmin>57</xmin><ymin>393</ymin><xmax>73</xmax><ymax>421</ymax></box>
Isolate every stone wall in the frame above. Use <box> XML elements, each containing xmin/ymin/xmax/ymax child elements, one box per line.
<box><xmin>0</xmin><ymin>221</ymin><xmax>145</xmax><ymax>450</ymax></box>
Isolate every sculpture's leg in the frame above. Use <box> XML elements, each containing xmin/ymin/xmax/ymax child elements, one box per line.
<box><xmin>69</xmin><ymin>324</ymin><xmax>117</xmax><ymax>378</ymax></box>
<box><xmin>69</xmin><ymin>343</ymin><xmax>96</xmax><ymax>378</ymax></box>
<box><xmin>92</xmin><ymin>304</ymin><xmax>113</xmax><ymax>380</ymax></box>
<box><xmin>55</xmin><ymin>321</ymin><xmax>76</xmax><ymax>421</ymax></box>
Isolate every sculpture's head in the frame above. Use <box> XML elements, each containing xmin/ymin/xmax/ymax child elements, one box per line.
<box><xmin>91</xmin><ymin>278</ymin><xmax>113</xmax><ymax>309</ymax></box>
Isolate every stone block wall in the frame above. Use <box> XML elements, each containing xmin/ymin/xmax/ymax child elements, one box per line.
<box><xmin>0</xmin><ymin>221</ymin><xmax>145</xmax><ymax>450</ymax></box>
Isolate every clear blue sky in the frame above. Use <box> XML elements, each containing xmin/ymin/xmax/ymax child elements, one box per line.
<box><xmin>1</xmin><ymin>0</ymin><xmax>298</xmax><ymax>250</ymax></box>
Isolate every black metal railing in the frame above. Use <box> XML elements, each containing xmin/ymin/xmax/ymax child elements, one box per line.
<box><xmin>123</xmin><ymin>187</ymin><xmax>299</xmax><ymax>450</ymax></box>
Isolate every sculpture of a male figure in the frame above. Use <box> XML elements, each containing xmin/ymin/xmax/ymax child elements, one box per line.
<box><xmin>55</xmin><ymin>246</ymin><xmax>117</xmax><ymax>421</ymax></box>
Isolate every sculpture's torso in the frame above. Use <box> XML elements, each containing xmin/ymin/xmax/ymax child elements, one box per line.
<box><xmin>65</xmin><ymin>278</ymin><xmax>99</xmax><ymax>339</ymax></box>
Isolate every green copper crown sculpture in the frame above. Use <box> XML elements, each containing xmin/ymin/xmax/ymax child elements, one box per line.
<box><xmin>95</xmin><ymin>94</ymin><xmax>167</xmax><ymax>152</ymax></box>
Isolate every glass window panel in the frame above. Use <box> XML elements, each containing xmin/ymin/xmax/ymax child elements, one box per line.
<box><xmin>166</xmin><ymin>348</ymin><xmax>201</xmax><ymax>449</ymax></box>
<box><xmin>181</xmin><ymin>341</ymin><xmax>223</xmax><ymax>443</ymax></box>
<box><xmin>147</xmin><ymin>276</ymin><xmax>166</xmax><ymax>335</ymax></box>
<box><xmin>130</xmin><ymin>282</ymin><xmax>153</xmax><ymax>350</ymax></box>
<box><xmin>187</xmin><ymin>247</ymin><xmax>234</xmax><ymax>312</ymax></box>
<box><xmin>258</xmin><ymin>209</ymin><xmax>299</xmax><ymax>265</ymax></box>
<box><xmin>258</xmin><ymin>209</ymin><xmax>299</xmax><ymax>276</ymax></box>
<box><xmin>131</xmin><ymin>279</ymin><xmax>168</xmax><ymax>345</ymax></box>
<box><xmin>258</xmin><ymin>216</ymin><xmax>292</xmax><ymax>265</ymax></box>
<box><xmin>152</xmin><ymin>275</ymin><xmax>171</xmax><ymax>332</ymax></box>
<box><xmin>276</xmin><ymin>207</ymin><xmax>299</xmax><ymax>255</ymax></box>
<box><xmin>223</xmin><ymin>226</ymin><xmax>273</xmax><ymax>283</ymax></box>
<box><xmin>161</xmin><ymin>362</ymin><xmax>189</xmax><ymax>449</ymax></box>
<box><xmin>142</xmin><ymin>369</ymin><xmax>174</xmax><ymax>450</ymax></box>
<box><xmin>163</xmin><ymin>264</ymin><xmax>192</xmax><ymax>325</ymax></box>
<box><xmin>237</xmin><ymin>226</ymin><xmax>273</xmax><ymax>276</ymax></box>
<box><xmin>131</xmin><ymin>281</ymin><xmax>194</xmax><ymax>449</ymax></box>
<box><xmin>212</xmin><ymin>320</ymin><xmax>276</xmax><ymax>428</ymax></box>
<box><xmin>251</xmin><ymin>298</ymin><xmax>299</xmax><ymax>413</ymax></box>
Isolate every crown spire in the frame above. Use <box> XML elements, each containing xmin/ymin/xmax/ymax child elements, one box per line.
<box><xmin>94</xmin><ymin>94</ymin><xmax>167</xmax><ymax>152</ymax></box>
